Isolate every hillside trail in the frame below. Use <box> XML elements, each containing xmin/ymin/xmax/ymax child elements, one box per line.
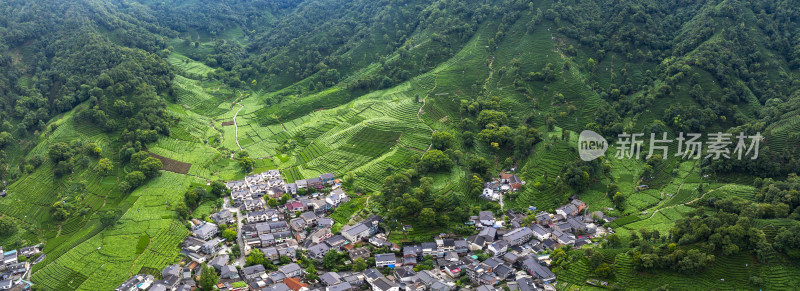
<box><xmin>642</xmin><ymin>161</ymin><xmax>706</xmax><ymax>220</ymax></box>
<box><xmin>646</xmin><ymin>187</ymin><xmax>716</xmax><ymax>220</ymax></box>
<box><xmin>417</xmin><ymin>95</ymin><xmax>427</xmax><ymax>117</ymax></box>
<box><xmin>233</xmin><ymin>103</ymin><xmax>244</xmax><ymax>150</ymax></box>
<box><xmin>483</xmin><ymin>56</ymin><xmax>495</xmax><ymax>94</ymax></box>
<box><xmin>347</xmin><ymin>196</ymin><xmax>371</xmax><ymax>225</ymax></box>
<box><xmin>233</xmin><ymin>91</ymin><xmax>245</xmax><ymax>150</ymax></box>
<box><xmin>417</xmin><ymin>71</ymin><xmax>439</xmax><ymax>155</ymax></box>
<box><xmin>418</xmin><ymin>72</ymin><xmax>439</xmax><ymax>120</ymax></box>
<box><xmin>128</xmin><ymin>237</ymin><xmax>153</xmax><ymax>276</ymax></box>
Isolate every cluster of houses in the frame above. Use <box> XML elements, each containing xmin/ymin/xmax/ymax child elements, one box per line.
<box><xmin>116</xmin><ymin>261</ymin><xmax>251</xmax><ymax>291</ymax></box>
<box><xmin>228</xmin><ymin>171</ymin><xmax>337</xmax><ymax>209</ymax></box>
<box><xmin>0</xmin><ymin>245</ymin><xmax>40</xmax><ymax>290</ymax></box>
<box><xmin>182</xmin><ymin>220</ymin><xmax>223</xmax><ymax>263</ymax></box>
<box><xmin>481</xmin><ymin>173</ymin><xmax>524</xmax><ymax>202</ymax></box>
<box><xmin>117</xmin><ymin>171</ymin><xmax>348</xmax><ymax>291</ymax></box>
<box><xmin>115</xmin><ymin>165</ymin><xmax>615</xmax><ymax>291</ymax></box>
<box><xmin>469</xmin><ymin>199</ymin><xmax>612</xmax><ymax>254</ymax></box>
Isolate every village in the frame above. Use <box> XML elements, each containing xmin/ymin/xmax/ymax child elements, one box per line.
<box><xmin>107</xmin><ymin>168</ymin><xmax>616</xmax><ymax>291</ymax></box>
<box><xmin>0</xmin><ymin>244</ymin><xmax>41</xmax><ymax>290</ymax></box>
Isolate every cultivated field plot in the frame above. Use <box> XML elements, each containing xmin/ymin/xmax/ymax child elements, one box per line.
<box><xmin>25</xmin><ymin>107</ymin><xmax>114</xmax><ymax>160</ymax></box>
<box><xmin>704</xmin><ymin>184</ymin><xmax>757</xmax><ymax>200</ymax></box>
<box><xmin>32</xmin><ymin>173</ymin><xmax>200</xmax><ymax>290</ymax></box>
<box><xmin>167</xmin><ymin>53</ymin><xmax>215</xmax><ymax>77</ymax></box>
<box><xmin>172</xmin><ymin>75</ymin><xmax>234</xmax><ymax>116</ymax></box>
<box><xmin>147</xmin><ymin>136</ymin><xmax>228</xmax><ymax>179</ymax></box>
<box><xmin>0</xmin><ymin>163</ymin><xmax>64</xmax><ymax>225</ymax></box>
<box><xmin>149</xmin><ymin>152</ymin><xmax>192</xmax><ymax>174</ymax></box>
<box><xmin>612</xmin><ymin>251</ymin><xmax>778</xmax><ymax>290</ymax></box>
<box><xmin>195</xmin><ymin>79</ymin><xmax>435</xmax><ymax>183</ymax></box>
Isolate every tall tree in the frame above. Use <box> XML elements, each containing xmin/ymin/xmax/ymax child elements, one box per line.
<box><xmin>198</xmin><ymin>263</ymin><xmax>219</xmax><ymax>290</ymax></box>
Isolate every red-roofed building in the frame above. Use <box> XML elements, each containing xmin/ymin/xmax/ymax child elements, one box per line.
<box><xmin>284</xmin><ymin>277</ymin><xmax>309</xmax><ymax>291</ymax></box>
<box><xmin>285</xmin><ymin>201</ymin><xmax>304</xmax><ymax>213</ymax></box>
<box><xmin>500</xmin><ymin>173</ymin><xmax>524</xmax><ymax>190</ymax></box>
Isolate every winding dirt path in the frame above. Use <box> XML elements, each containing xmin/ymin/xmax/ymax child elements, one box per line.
<box><xmin>233</xmin><ymin>102</ymin><xmax>244</xmax><ymax>150</ymax></box>
<box><xmin>418</xmin><ymin>72</ymin><xmax>438</xmax><ymax>120</ymax></box>
<box><xmin>483</xmin><ymin>56</ymin><xmax>495</xmax><ymax>93</ymax></box>
<box><xmin>646</xmin><ymin>187</ymin><xmax>715</xmax><ymax>220</ymax></box>
<box><xmin>642</xmin><ymin>162</ymin><xmax>710</xmax><ymax>220</ymax></box>
<box><xmin>128</xmin><ymin>237</ymin><xmax>153</xmax><ymax>276</ymax></box>
<box><xmin>347</xmin><ymin>196</ymin><xmax>371</xmax><ymax>225</ymax></box>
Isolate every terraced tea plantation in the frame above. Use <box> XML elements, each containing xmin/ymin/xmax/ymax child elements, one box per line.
<box><xmin>3</xmin><ymin>0</ymin><xmax>800</xmax><ymax>290</ymax></box>
<box><xmin>32</xmin><ymin>173</ymin><xmax>198</xmax><ymax>290</ymax></box>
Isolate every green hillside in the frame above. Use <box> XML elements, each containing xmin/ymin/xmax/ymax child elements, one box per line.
<box><xmin>0</xmin><ymin>0</ymin><xmax>799</xmax><ymax>289</ymax></box>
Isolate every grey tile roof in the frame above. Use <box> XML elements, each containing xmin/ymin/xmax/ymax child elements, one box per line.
<box><xmin>317</xmin><ymin>217</ymin><xmax>334</xmax><ymax>227</ymax></box>
<box><xmin>372</xmin><ymin>277</ymin><xmax>398</xmax><ymax>291</ymax></box>
<box><xmin>516</xmin><ymin>277</ymin><xmax>536</xmax><ymax>291</ymax></box>
<box><xmin>221</xmin><ymin>265</ymin><xmax>238</xmax><ymax>278</ymax></box>
<box><xmin>243</xmin><ymin>264</ymin><xmax>266</xmax><ymax>275</ymax></box>
<box><xmin>162</xmin><ymin>264</ymin><xmax>180</xmax><ymax>278</ymax></box>
<box><xmin>375</xmin><ymin>253</ymin><xmax>397</xmax><ymax>262</ymax></box>
<box><xmin>327</xmin><ymin>282</ymin><xmax>352</xmax><ymax>291</ymax></box>
<box><xmin>394</xmin><ymin>265</ymin><xmax>416</xmax><ymax>278</ymax></box>
<box><xmin>415</xmin><ymin>270</ymin><xmax>435</xmax><ymax>285</ymax></box>
<box><xmin>483</xmin><ymin>257</ymin><xmax>503</xmax><ymax>269</ymax></box>
<box><xmin>320</xmin><ymin>272</ymin><xmax>342</xmax><ymax>286</ymax></box>
<box><xmin>308</xmin><ymin>243</ymin><xmax>331</xmax><ymax>258</ymax></box>
<box><xmin>193</xmin><ymin>223</ymin><xmax>218</xmax><ymax>238</ymax></box>
<box><xmin>493</xmin><ymin>264</ymin><xmax>513</xmax><ymax>278</ymax></box>
<box><xmin>301</xmin><ymin>212</ymin><xmax>317</xmax><ymax>221</ymax></box>
<box><xmin>279</xmin><ymin>263</ymin><xmax>302</xmax><ymax>275</ymax></box>
<box><xmin>403</xmin><ymin>245</ymin><xmax>421</xmax><ymax>257</ymax></box>
<box><xmin>529</xmin><ymin>224</ymin><xmax>549</xmax><ymax>237</ymax></box>
<box><xmin>522</xmin><ymin>258</ymin><xmax>555</xmax><ymax>281</ymax></box>
<box><xmin>265</xmin><ymin>283</ymin><xmax>292</xmax><ymax>291</ymax></box>
<box><xmin>504</xmin><ymin>227</ymin><xmax>533</xmax><ymax>242</ymax></box>
<box><xmin>363</xmin><ymin>269</ymin><xmax>383</xmax><ymax>281</ymax></box>
<box><xmin>542</xmin><ymin>239</ymin><xmax>558</xmax><ymax>249</ymax></box>
<box><xmin>342</xmin><ymin>223</ymin><xmax>369</xmax><ymax>236</ymax></box>
<box><xmin>502</xmin><ymin>252</ymin><xmax>520</xmax><ymax>263</ymax></box>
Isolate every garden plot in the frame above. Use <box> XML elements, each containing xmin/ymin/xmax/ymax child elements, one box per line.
<box><xmin>32</xmin><ymin>173</ymin><xmax>200</xmax><ymax>290</ymax></box>
<box><xmin>341</xmin><ymin>127</ymin><xmax>401</xmax><ymax>157</ymax></box>
<box><xmin>172</xmin><ymin>76</ymin><xmax>229</xmax><ymax>115</ymax></box>
<box><xmin>622</xmin><ymin>211</ymin><xmax>674</xmax><ymax>235</ymax></box>
<box><xmin>148</xmin><ymin>137</ymin><xmax>219</xmax><ymax>167</ymax></box>
<box><xmin>556</xmin><ymin>257</ymin><xmax>590</xmax><ymax>285</ymax></box>
<box><xmin>624</xmin><ymin>191</ymin><xmax>660</xmax><ymax>213</ymax></box>
<box><xmin>302</xmin><ymin>150</ymin><xmax>374</xmax><ymax>176</ymax></box>
<box><xmin>705</xmin><ymin>184</ymin><xmax>757</xmax><ymax>201</ymax></box>
<box><xmin>0</xmin><ymin>163</ymin><xmax>64</xmax><ymax>224</ymax></box>
<box><xmin>168</xmin><ymin>53</ymin><xmax>215</xmax><ymax>77</ymax></box>
<box><xmin>148</xmin><ymin>152</ymin><xmax>191</xmax><ymax>174</ymax></box>
<box><xmin>663</xmin><ymin>183</ymin><xmax>699</xmax><ymax>207</ymax></box>
<box><xmin>612</xmin><ymin>251</ymin><xmax>766</xmax><ymax>290</ymax></box>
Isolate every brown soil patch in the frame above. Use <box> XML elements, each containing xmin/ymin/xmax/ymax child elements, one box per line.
<box><xmin>148</xmin><ymin>152</ymin><xmax>192</xmax><ymax>174</ymax></box>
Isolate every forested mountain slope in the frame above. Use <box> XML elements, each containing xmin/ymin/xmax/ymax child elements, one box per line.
<box><xmin>0</xmin><ymin>0</ymin><xmax>799</xmax><ymax>290</ymax></box>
